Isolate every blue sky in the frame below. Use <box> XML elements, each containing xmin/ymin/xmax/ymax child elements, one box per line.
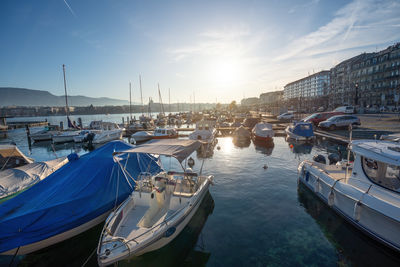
<box><xmin>1</xmin><ymin>0</ymin><xmax>400</xmax><ymax>104</ymax></box>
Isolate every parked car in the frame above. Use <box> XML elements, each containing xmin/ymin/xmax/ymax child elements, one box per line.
<box><xmin>277</xmin><ymin>112</ymin><xmax>294</xmax><ymax>121</ymax></box>
<box><xmin>334</xmin><ymin>106</ymin><xmax>354</xmax><ymax>114</ymax></box>
<box><xmin>318</xmin><ymin>115</ymin><xmax>360</xmax><ymax>130</ymax></box>
<box><xmin>302</xmin><ymin>111</ymin><xmax>344</xmax><ymax>126</ymax></box>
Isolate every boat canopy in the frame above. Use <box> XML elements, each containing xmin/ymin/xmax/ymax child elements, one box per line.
<box><xmin>350</xmin><ymin>140</ymin><xmax>400</xmax><ymax>166</ymax></box>
<box><xmin>115</xmin><ymin>139</ymin><xmax>203</xmax><ymax>163</ymax></box>
<box><xmin>0</xmin><ymin>141</ymin><xmax>161</xmax><ymax>253</ymax></box>
<box><xmin>0</xmin><ymin>157</ymin><xmax>68</xmax><ymax>199</ymax></box>
<box><xmin>0</xmin><ymin>144</ymin><xmax>33</xmax><ymax>168</ymax></box>
<box><xmin>291</xmin><ymin>122</ymin><xmax>314</xmax><ymax>137</ymax></box>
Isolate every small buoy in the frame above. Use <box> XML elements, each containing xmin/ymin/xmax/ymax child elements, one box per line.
<box><xmin>217</xmin><ymin>146</ymin><xmax>221</xmax><ymax>150</ymax></box>
<box><xmin>289</xmin><ymin>144</ymin><xmax>293</xmax><ymax>148</ymax></box>
<box><xmin>263</xmin><ymin>164</ymin><xmax>268</xmax><ymax>169</ymax></box>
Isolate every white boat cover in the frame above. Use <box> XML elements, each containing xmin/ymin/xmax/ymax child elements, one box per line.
<box><xmin>0</xmin><ymin>157</ymin><xmax>68</xmax><ymax>199</ymax></box>
<box><xmin>252</xmin><ymin>123</ymin><xmax>274</xmax><ymax>138</ymax></box>
<box><xmin>115</xmin><ymin>139</ymin><xmax>203</xmax><ymax>162</ymax></box>
<box><xmin>350</xmin><ymin>140</ymin><xmax>400</xmax><ymax>166</ymax></box>
<box><xmin>233</xmin><ymin>126</ymin><xmax>251</xmax><ymax>138</ymax></box>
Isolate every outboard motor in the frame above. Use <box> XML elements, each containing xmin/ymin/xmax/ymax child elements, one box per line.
<box><xmin>84</xmin><ymin>132</ymin><xmax>96</xmax><ymax>143</ymax></box>
<box><xmin>313</xmin><ymin>154</ymin><xmax>326</xmax><ymax>164</ymax></box>
<box><xmin>328</xmin><ymin>153</ymin><xmax>340</xmax><ymax>165</ymax></box>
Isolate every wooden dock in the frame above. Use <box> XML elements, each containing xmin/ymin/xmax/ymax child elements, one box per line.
<box><xmin>314</xmin><ymin>130</ymin><xmax>350</xmax><ymax>143</ymax></box>
<box><xmin>7</xmin><ymin>121</ymin><xmax>49</xmax><ymax>129</ymax></box>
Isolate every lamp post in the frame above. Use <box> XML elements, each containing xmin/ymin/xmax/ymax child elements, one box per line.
<box><xmin>354</xmin><ymin>83</ymin><xmax>359</xmax><ymax>106</ymax></box>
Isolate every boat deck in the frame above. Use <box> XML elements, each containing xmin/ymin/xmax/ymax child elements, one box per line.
<box><xmin>309</xmin><ymin>161</ymin><xmax>352</xmax><ymax>181</ymax></box>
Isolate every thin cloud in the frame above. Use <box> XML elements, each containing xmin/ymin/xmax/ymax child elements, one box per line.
<box><xmin>276</xmin><ymin>0</ymin><xmax>400</xmax><ymax>62</ymax></box>
<box><xmin>63</xmin><ymin>0</ymin><xmax>77</xmax><ymax>17</ymax></box>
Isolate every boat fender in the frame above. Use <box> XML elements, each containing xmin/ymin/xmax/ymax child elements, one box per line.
<box><xmin>305</xmin><ymin>171</ymin><xmax>310</xmax><ymax>182</ymax></box>
<box><xmin>327</xmin><ymin>190</ymin><xmax>335</xmax><ymax>207</ymax></box>
<box><xmin>165</xmin><ymin>227</ymin><xmax>176</xmax><ymax>238</ymax></box>
<box><xmin>353</xmin><ymin>201</ymin><xmax>362</xmax><ymax>222</ymax></box>
<box><xmin>67</xmin><ymin>153</ymin><xmax>79</xmax><ymax>161</ymax></box>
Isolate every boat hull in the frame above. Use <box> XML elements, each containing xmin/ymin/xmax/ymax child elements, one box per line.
<box><xmin>298</xmin><ymin>161</ymin><xmax>400</xmax><ymax>252</ymax></box>
<box><xmin>1</xmin><ymin>211</ymin><xmax>110</xmax><ymax>255</ymax></box>
<box><xmin>252</xmin><ymin>134</ymin><xmax>273</xmax><ymax>142</ymax></box>
<box><xmin>152</xmin><ymin>135</ymin><xmax>178</xmax><ymax>139</ymax></box>
<box><xmin>285</xmin><ymin>128</ymin><xmax>315</xmax><ymax>141</ymax></box>
<box><xmin>92</xmin><ymin>130</ymin><xmax>123</xmax><ymax>144</ymax></box>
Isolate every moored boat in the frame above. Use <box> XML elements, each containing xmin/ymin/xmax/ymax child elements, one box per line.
<box><xmin>252</xmin><ymin>122</ymin><xmax>274</xmax><ymax>142</ymax></box>
<box><xmin>30</xmin><ymin>125</ymin><xmax>60</xmax><ymax>142</ymax></box>
<box><xmin>97</xmin><ymin>139</ymin><xmax>214</xmax><ymax>266</ymax></box>
<box><xmin>52</xmin><ymin>130</ymin><xmax>80</xmax><ymax>144</ymax></box>
<box><xmin>131</xmin><ymin>131</ymin><xmax>153</xmax><ymax>143</ymax></box>
<box><xmin>0</xmin><ymin>141</ymin><xmax>161</xmax><ymax>256</ymax></box>
<box><xmin>285</xmin><ymin>122</ymin><xmax>314</xmax><ymax>141</ymax></box>
<box><xmin>298</xmin><ymin>140</ymin><xmax>400</xmax><ymax>252</ymax></box>
<box><xmin>0</xmin><ymin>157</ymin><xmax>68</xmax><ymax>201</ymax></box>
<box><xmin>152</xmin><ymin>128</ymin><xmax>178</xmax><ymax>139</ymax></box>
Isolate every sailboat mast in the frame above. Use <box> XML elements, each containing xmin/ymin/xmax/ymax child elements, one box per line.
<box><xmin>158</xmin><ymin>83</ymin><xmax>164</xmax><ymax>116</ymax></box>
<box><xmin>129</xmin><ymin>82</ymin><xmax>132</xmax><ymax>123</ymax></box>
<box><xmin>62</xmin><ymin>64</ymin><xmax>69</xmax><ymax>118</ymax></box>
<box><xmin>139</xmin><ymin>75</ymin><xmax>144</xmax><ymax>115</ymax></box>
<box><xmin>169</xmin><ymin>88</ymin><xmax>170</xmax><ymax>113</ymax></box>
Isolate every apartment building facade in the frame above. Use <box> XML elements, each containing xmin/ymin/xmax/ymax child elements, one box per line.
<box><xmin>283</xmin><ymin>71</ymin><xmax>330</xmax><ymax>100</ymax></box>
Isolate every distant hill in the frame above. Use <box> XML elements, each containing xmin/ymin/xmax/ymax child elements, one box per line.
<box><xmin>0</xmin><ymin>87</ymin><xmax>129</xmax><ymax>107</ymax></box>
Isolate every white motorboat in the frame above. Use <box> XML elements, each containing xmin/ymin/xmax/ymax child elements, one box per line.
<box><xmin>30</xmin><ymin>125</ymin><xmax>60</xmax><ymax>142</ymax></box>
<box><xmin>131</xmin><ymin>131</ymin><xmax>153</xmax><ymax>143</ymax></box>
<box><xmin>0</xmin><ymin>157</ymin><xmax>68</xmax><ymax>201</ymax></box>
<box><xmin>89</xmin><ymin>121</ymin><xmax>124</xmax><ymax>144</ymax></box>
<box><xmin>0</xmin><ymin>144</ymin><xmax>33</xmax><ymax>170</ymax></box>
<box><xmin>298</xmin><ymin>140</ymin><xmax>400</xmax><ymax>252</ymax></box>
<box><xmin>252</xmin><ymin>122</ymin><xmax>274</xmax><ymax>142</ymax></box>
<box><xmin>97</xmin><ymin>139</ymin><xmax>214</xmax><ymax>266</ymax></box>
<box><xmin>52</xmin><ymin>130</ymin><xmax>80</xmax><ymax>144</ymax></box>
<box><xmin>189</xmin><ymin>120</ymin><xmax>217</xmax><ymax>145</ymax></box>
<box><xmin>153</xmin><ymin>128</ymin><xmax>178</xmax><ymax>139</ymax></box>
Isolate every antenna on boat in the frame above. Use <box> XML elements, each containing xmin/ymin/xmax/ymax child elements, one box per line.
<box><xmin>345</xmin><ymin>124</ymin><xmax>353</xmax><ymax>182</ymax></box>
<box><xmin>169</xmin><ymin>88</ymin><xmax>171</xmax><ymax>114</ymax></box>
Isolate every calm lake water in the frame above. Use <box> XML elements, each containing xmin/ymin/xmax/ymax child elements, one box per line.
<box><xmin>1</xmin><ymin>122</ymin><xmax>400</xmax><ymax>266</ymax></box>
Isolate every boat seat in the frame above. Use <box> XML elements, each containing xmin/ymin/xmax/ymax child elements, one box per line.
<box><xmin>138</xmin><ymin>189</ymin><xmax>172</xmax><ymax>228</ymax></box>
<box><xmin>173</xmin><ymin>192</ymin><xmax>193</xmax><ymax>198</ymax></box>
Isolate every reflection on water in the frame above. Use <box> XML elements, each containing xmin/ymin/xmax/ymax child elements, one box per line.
<box><xmin>286</xmin><ymin>138</ymin><xmax>313</xmax><ymax>155</ymax></box>
<box><xmin>253</xmin><ymin>139</ymin><xmax>274</xmax><ymax>155</ymax></box>
<box><xmin>232</xmin><ymin>138</ymin><xmax>251</xmax><ymax>148</ymax></box>
<box><xmin>297</xmin><ymin>183</ymin><xmax>400</xmax><ymax>267</ymax></box>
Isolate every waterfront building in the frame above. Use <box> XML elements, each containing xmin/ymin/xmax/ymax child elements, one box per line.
<box><xmin>240</xmin><ymin>97</ymin><xmax>260</xmax><ymax>107</ymax></box>
<box><xmin>283</xmin><ymin>71</ymin><xmax>330</xmax><ymax>100</ymax></box>
<box><xmin>330</xmin><ymin>43</ymin><xmax>400</xmax><ymax>108</ymax></box>
<box><xmin>259</xmin><ymin>91</ymin><xmax>283</xmax><ymax>105</ymax></box>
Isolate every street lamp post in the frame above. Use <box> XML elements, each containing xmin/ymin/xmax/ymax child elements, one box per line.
<box><xmin>354</xmin><ymin>83</ymin><xmax>359</xmax><ymax>106</ymax></box>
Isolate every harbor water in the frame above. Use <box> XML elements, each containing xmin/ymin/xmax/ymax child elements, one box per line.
<box><xmin>1</xmin><ymin>123</ymin><xmax>400</xmax><ymax>266</ymax></box>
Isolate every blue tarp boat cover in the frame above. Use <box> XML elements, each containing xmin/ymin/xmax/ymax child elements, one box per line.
<box><xmin>0</xmin><ymin>141</ymin><xmax>161</xmax><ymax>253</ymax></box>
<box><xmin>292</xmin><ymin>122</ymin><xmax>314</xmax><ymax>138</ymax></box>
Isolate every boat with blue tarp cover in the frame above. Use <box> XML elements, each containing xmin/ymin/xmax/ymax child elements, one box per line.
<box><xmin>0</xmin><ymin>140</ymin><xmax>161</xmax><ymax>256</ymax></box>
<box><xmin>285</xmin><ymin>122</ymin><xmax>315</xmax><ymax>141</ymax></box>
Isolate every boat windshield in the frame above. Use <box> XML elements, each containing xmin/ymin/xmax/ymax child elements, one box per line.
<box><xmin>361</xmin><ymin>156</ymin><xmax>400</xmax><ymax>192</ymax></box>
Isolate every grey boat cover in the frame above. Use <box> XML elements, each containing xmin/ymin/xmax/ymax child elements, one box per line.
<box><xmin>0</xmin><ymin>157</ymin><xmax>68</xmax><ymax>199</ymax></box>
<box><xmin>116</xmin><ymin>139</ymin><xmax>203</xmax><ymax>162</ymax></box>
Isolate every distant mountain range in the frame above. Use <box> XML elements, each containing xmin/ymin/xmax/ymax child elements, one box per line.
<box><xmin>0</xmin><ymin>87</ymin><xmax>129</xmax><ymax>107</ymax></box>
